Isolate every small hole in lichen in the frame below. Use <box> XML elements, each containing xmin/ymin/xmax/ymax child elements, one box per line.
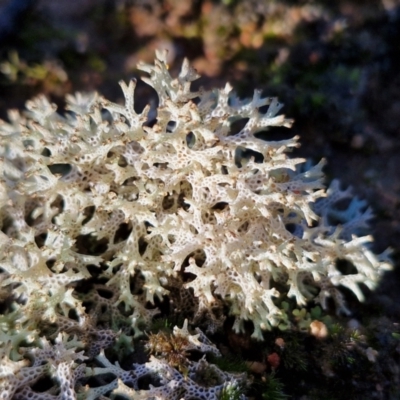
<box><xmin>97</xmin><ymin>288</ymin><xmax>114</xmax><ymax>299</ymax></box>
<box><xmin>212</xmin><ymin>202</ymin><xmax>228</xmax><ymax>210</ymax></box>
<box><xmin>168</xmin><ymin>234</ymin><xmax>176</xmax><ymax>244</ymax></box>
<box><xmin>31</xmin><ymin>376</ymin><xmax>54</xmax><ymax>392</ymax></box>
<box><xmin>82</xmin><ymin>205</ymin><xmax>96</xmax><ymax>225</ymax></box>
<box><xmin>50</xmin><ymin>195</ymin><xmax>64</xmax><ymax>215</ymax></box>
<box><xmin>118</xmin><ymin>155</ymin><xmax>128</xmax><ymax>167</ymax></box>
<box><xmin>87</xmin><ymin>264</ymin><xmax>106</xmax><ymax>278</ymax></box>
<box><xmin>100</xmin><ymin>305</ymin><xmax>108</xmax><ymax>315</ymax></box>
<box><xmin>189</xmin><ymin>224</ymin><xmax>198</xmax><ymax>234</ymax></box>
<box><xmin>186</xmin><ymin>131</ymin><xmax>196</xmax><ymax>148</ymax></box>
<box><xmin>48</xmin><ymin>163</ymin><xmax>71</xmax><ymax>176</ymax></box>
<box><xmin>41</xmin><ymin>147</ymin><xmax>51</xmax><ymax>157</ymax></box>
<box><xmin>82</xmin><ymin>301</ymin><xmax>94</xmax><ymax>313</ymax></box>
<box><xmin>285</xmin><ymin>223</ymin><xmax>297</xmax><ymax>234</ymax></box>
<box><xmin>45</xmin><ymin>259</ymin><xmax>56</xmax><ymax>269</ymax></box>
<box><xmin>130</xmin><ymin>270</ymin><xmax>145</xmax><ymax>295</ymax></box>
<box><xmin>336</xmin><ymin>259</ymin><xmax>358</xmax><ymax>275</ymax></box>
<box><xmin>229</xmin><ymin>118</ymin><xmax>249</xmax><ymax>136</ymax></box>
<box><xmin>137</xmin><ymin>374</ymin><xmax>162</xmax><ymax>390</ymax></box>
<box><xmin>114</xmin><ymin>223</ymin><xmax>132</xmax><ymax>244</ymax></box>
<box><xmin>153</xmin><ymin>162</ymin><xmax>168</xmax><ymax>169</ymax></box>
<box><xmin>238</xmin><ymin>221</ymin><xmax>249</xmax><ymax>233</ymax></box>
<box><xmin>255</xmin><ymin>126</ymin><xmax>293</xmax><ymax>142</ymax></box>
<box><xmin>39</xmin><ymin>175</ymin><xmax>49</xmax><ymax>182</ymax></box>
<box><xmin>234</xmin><ymin>147</ymin><xmax>245</xmax><ymax>168</ymax></box>
<box><xmin>162</xmin><ymin>192</ymin><xmax>176</xmax><ymax>210</ymax></box>
<box><xmin>85</xmin><ymin>374</ymin><xmax>115</xmax><ymax>388</ymax></box>
<box><xmin>122</xmin><ymin>177</ymin><xmax>137</xmax><ymax>186</ymax></box>
<box><xmin>75</xmin><ymin>234</ymin><xmax>108</xmax><ymax>255</ymax></box>
<box><xmin>34</xmin><ymin>233</ymin><xmax>47</xmax><ymax>248</ymax></box>
<box><xmin>200</xmin><ymin>187</ymin><xmax>210</xmax><ymax>200</ymax></box>
<box><xmin>138</xmin><ymin>236</ymin><xmax>148</xmax><ymax>256</ymax></box>
<box><xmin>243</xmin><ymin>148</ymin><xmax>264</xmax><ymax>163</ymax></box>
<box><xmin>68</xmin><ymin>308</ymin><xmax>80</xmax><ymax>321</ymax></box>
<box><xmin>166</xmin><ymin>120</ymin><xmax>176</xmax><ymax>133</ymax></box>
<box><xmin>144</xmin><ymin>117</ymin><xmax>157</xmax><ymax>128</ymax></box>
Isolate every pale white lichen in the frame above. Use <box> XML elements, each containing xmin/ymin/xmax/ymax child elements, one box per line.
<box><xmin>0</xmin><ymin>49</ymin><xmax>392</xmax><ymax>399</ymax></box>
<box><xmin>0</xmin><ymin>333</ymin><xmax>86</xmax><ymax>400</ymax></box>
<box><xmin>0</xmin><ymin>50</ymin><xmax>392</xmax><ymax>341</ymax></box>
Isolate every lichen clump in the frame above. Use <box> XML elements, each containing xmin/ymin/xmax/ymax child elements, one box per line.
<box><xmin>0</xmin><ymin>49</ymin><xmax>391</xmax><ymax>348</ymax></box>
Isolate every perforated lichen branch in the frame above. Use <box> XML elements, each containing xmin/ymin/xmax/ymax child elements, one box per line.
<box><xmin>0</xmin><ymin>49</ymin><xmax>392</xmax><ymax>365</ymax></box>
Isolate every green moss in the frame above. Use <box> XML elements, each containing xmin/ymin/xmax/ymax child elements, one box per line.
<box><xmin>280</xmin><ymin>334</ymin><xmax>308</xmax><ymax>372</ymax></box>
<box><xmin>209</xmin><ymin>354</ymin><xmax>249</xmax><ymax>374</ymax></box>
<box><xmin>261</xmin><ymin>372</ymin><xmax>289</xmax><ymax>400</ymax></box>
<box><xmin>148</xmin><ymin>316</ymin><xmax>175</xmax><ymax>333</ymax></box>
<box><xmin>219</xmin><ymin>381</ymin><xmax>245</xmax><ymax>400</ymax></box>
